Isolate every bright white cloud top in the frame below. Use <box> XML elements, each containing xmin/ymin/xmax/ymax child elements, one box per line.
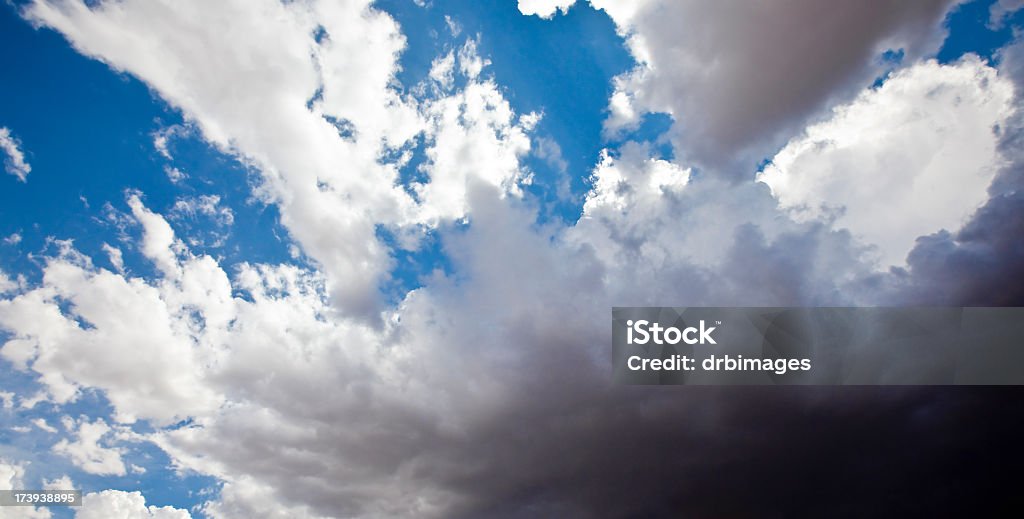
<box><xmin>1</xmin><ymin>0</ymin><xmax>1023</xmax><ymax>517</ymax></box>
<box><xmin>517</xmin><ymin>0</ymin><xmax>577</xmax><ymax>19</ymax></box>
<box><xmin>759</xmin><ymin>57</ymin><xmax>1014</xmax><ymax>266</ymax></box>
<box><xmin>76</xmin><ymin>490</ymin><xmax>192</xmax><ymax>519</ymax></box>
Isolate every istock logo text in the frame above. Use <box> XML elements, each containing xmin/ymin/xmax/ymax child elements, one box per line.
<box><xmin>626</xmin><ymin>319</ymin><xmax>717</xmax><ymax>345</ymax></box>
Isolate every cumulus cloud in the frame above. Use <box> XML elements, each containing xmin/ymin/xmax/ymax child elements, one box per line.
<box><xmin>414</xmin><ymin>48</ymin><xmax>533</xmax><ymax>223</ymax></box>
<box><xmin>21</xmin><ymin>0</ymin><xmax>552</xmax><ymax>320</ymax></box>
<box><xmin>76</xmin><ymin>490</ymin><xmax>191</xmax><ymax>519</ymax></box>
<box><xmin>0</xmin><ymin>198</ymin><xmax>223</xmax><ymax>424</ymax></box>
<box><xmin>877</xmin><ymin>37</ymin><xmax>1024</xmax><ymax>306</ymax></box>
<box><xmin>0</xmin><ymin>157</ymin><xmax>937</xmax><ymax>517</ymax></box>
<box><xmin>0</xmin><ymin>127</ymin><xmax>31</xmax><ymax>182</ymax></box>
<box><xmin>22</xmin><ymin>0</ymin><xmax>421</xmax><ymax>318</ymax></box>
<box><xmin>42</xmin><ymin>475</ymin><xmax>74</xmax><ymax>491</ymax></box>
<box><xmin>589</xmin><ymin>0</ymin><xmax>956</xmax><ymax>172</ymax></box>
<box><xmin>518</xmin><ymin>0</ymin><xmax>576</xmax><ymax>19</ymax></box>
<box><xmin>128</xmin><ymin>193</ymin><xmax>182</xmax><ymax>279</ymax></box>
<box><xmin>0</xmin><ymin>461</ymin><xmax>51</xmax><ymax>518</ymax></box>
<box><xmin>758</xmin><ymin>56</ymin><xmax>1014</xmax><ymax>266</ymax></box>
<box><xmin>53</xmin><ymin>418</ymin><xmax>127</xmax><ymax>476</ymax></box>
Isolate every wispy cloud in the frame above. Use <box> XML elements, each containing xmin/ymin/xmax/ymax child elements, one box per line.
<box><xmin>0</xmin><ymin>127</ymin><xmax>31</xmax><ymax>182</ymax></box>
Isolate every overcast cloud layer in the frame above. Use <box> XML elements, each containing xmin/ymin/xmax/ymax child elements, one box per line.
<box><xmin>2</xmin><ymin>0</ymin><xmax>1024</xmax><ymax>517</ymax></box>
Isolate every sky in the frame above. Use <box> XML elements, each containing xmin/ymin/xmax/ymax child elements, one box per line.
<box><xmin>1</xmin><ymin>0</ymin><xmax>1024</xmax><ymax>517</ymax></box>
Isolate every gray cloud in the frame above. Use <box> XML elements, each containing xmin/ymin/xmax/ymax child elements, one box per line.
<box><xmin>597</xmin><ymin>0</ymin><xmax>956</xmax><ymax>174</ymax></box>
<box><xmin>440</xmin><ymin>387</ymin><xmax>1024</xmax><ymax>518</ymax></box>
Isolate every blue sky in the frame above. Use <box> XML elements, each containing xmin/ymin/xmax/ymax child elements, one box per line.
<box><xmin>2</xmin><ymin>0</ymin><xmax>1024</xmax><ymax>517</ymax></box>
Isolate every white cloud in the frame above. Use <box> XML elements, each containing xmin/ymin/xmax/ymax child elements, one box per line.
<box><xmin>198</xmin><ymin>477</ymin><xmax>327</xmax><ymax>519</ymax></box>
<box><xmin>18</xmin><ymin>392</ymin><xmax>48</xmax><ymax>411</ymax></box>
<box><xmin>0</xmin><ymin>460</ymin><xmax>51</xmax><ymax>519</ymax></box>
<box><xmin>128</xmin><ymin>193</ymin><xmax>182</xmax><ymax>279</ymax></box>
<box><xmin>3</xmin><ymin>233</ymin><xmax>21</xmax><ymax>246</ymax></box>
<box><xmin>534</xmin><ymin>136</ymin><xmax>568</xmax><ymax>173</ymax></box>
<box><xmin>163</xmin><ymin>166</ymin><xmax>187</xmax><ymax>184</ymax></box>
<box><xmin>170</xmin><ymin>195</ymin><xmax>235</xmax><ymax>231</ymax></box>
<box><xmin>0</xmin><ymin>270</ymin><xmax>19</xmax><ymax>295</ymax></box>
<box><xmin>42</xmin><ymin>474</ymin><xmax>74</xmax><ymax>491</ymax></box>
<box><xmin>414</xmin><ymin>75</ymin><xmax>532</xmax><ymax>222</ymax></box>
<box><xmin>19</xmin><ymin>0</ymin><xmax>555</xmax><ymax>322</ymax></box>
<box><xmin>990</xmin><ymin>0</ymin><xmax>1024</xmax><ymax>28</ymax></box>
<box><xmin>444</xmin><ymin>15</ymin><xmax>461</xmax><ymax>37</ymax></box>
<box><xmin>605</xmin><ymin>89</ymin><xmax>638</xmax><ymax>136</ymax></box>
<box><xmin>0</xmin><ymin>126</ymin><xmax>31</xmax><ymax>184</ymax></box>
<box><xmin>518</xmin><ymin>0</ymin><xmax>576</xmax><ymax>19</ymax></box>
<box><xmin>151</xmin><ymin>124</ymin><xmax>188</xmax><ymax>160</ymax></box>
<box><xmin>76</xmin><ymin>490</ymin><xmax>191</xmax><ymax>519</ymax></box>
<box><xmin>0</xmin><ymin>199</ymin><xmax>223</xmax><ymax>424</ymax></box>
<box><xmin>402</xmin><ymin>39</ymin><xmax>538</xmax><ymax>229</ymax></box>
<box><xmin>757</xmin><ymin>57</ymin><xmax>1014</xmax><ymax>266</ymax></box>
<box><xmin>427</xmin><ymin>50</ymin><xmax>455</xmax><ymax>91</ymax></box>
<box><xmin>31</xmin><ymin>418</ymin><xmax>57</xmax><ymax>433</ymax></box>
<box><xmin>53</xmin><ymin>418</ymin><xmax>127</xmax><ymax>476</ymax></box>
<box><xmin>22</xmin><ymin>0</ymin><xmax>421</xmax><ymax>318</ymax></box>
<box><xmin>456</xmin><ymin>37</ymin><xmax>489</xmax><ymax>80</ymax></box>
<box><xmin>0</xmin><ymin>391</ymin><xmax>13</xmax><ymax>409</ymax></box>
<box><xmin>0</xmin><ymin>127</ymin><xmax>31</xmax><ymax>182</ymax></box>
<box><xmin>102</xmin><ymin>243</ymin><xmax>124</xmax><ymax>273</ymax></box>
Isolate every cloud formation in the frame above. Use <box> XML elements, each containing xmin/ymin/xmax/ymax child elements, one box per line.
<box><xmin>0</xmin><ymin>127</ymin><xmax>31</xmax><ymax>182</ymax></box>
<box><xmin>2</xmin><ymin>0</ymin><xmax>1024</xmax><ymax>517</ymax></box>
<box><xmin>52</xmin><ymin>419</ymin><xmax>126</xmax><ymax>476</ymax></box>
<box><xmin>22</xmin><ymin>0</ymin><xmax>421</xmax><ymax>318</ymax></box>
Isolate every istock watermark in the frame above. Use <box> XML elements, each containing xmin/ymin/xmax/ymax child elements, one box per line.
<box><xmin>612</xmin><ymin>307</ymin><xmax>1024</xmax><ymax>385</ymax></box>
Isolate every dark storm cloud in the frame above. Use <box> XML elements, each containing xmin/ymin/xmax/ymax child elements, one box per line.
<box><xmin>440</xmin><ymin>386</ymin><xmax>1024</xmax><ymax>518</ymax></box>
<box><xmin>414</xmin><ymin>179</ymin><xmax>1024</xmax><ymax>518</ymax></box>
<box><xmin>373</xmin><ymin>30</ymin><xmax>1024</xmax><ymax>514</ymax></box>
<box><xmin>895</xmin><ymin>194</ymin><xmax>1024</xmax><ymax>306</ymax></box>
<box><xmin>310</xmin><ymin>181</ymin><xmax>1018</xmax><ymax>518</ymax></box>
